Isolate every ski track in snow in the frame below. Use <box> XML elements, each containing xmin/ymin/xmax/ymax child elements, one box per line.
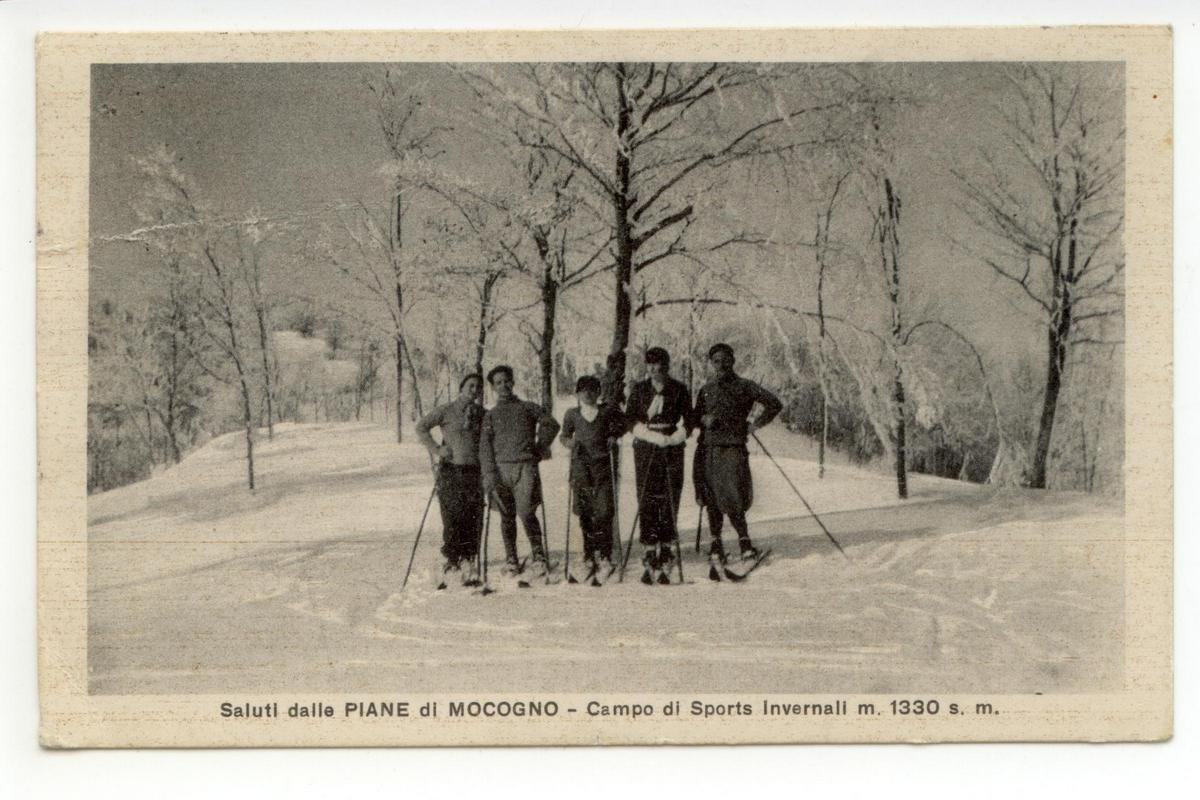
<box><xmin>86</xmin><ymin>422</ymin><xmax>1124</xmax><ymax>695</ymax></box>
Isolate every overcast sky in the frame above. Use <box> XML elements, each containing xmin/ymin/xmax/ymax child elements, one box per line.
<box><xmin>88</xmin><ymin>61</ymin><xmax>1124</xmax><ymax>369</ymax></box>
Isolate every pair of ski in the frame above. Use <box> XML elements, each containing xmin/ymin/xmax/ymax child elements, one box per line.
<box><xmin>641</xmin><ymin>567</ymin><xmax>673</xmax><ymax>586</ymax></box>
<box><xmin>436</xmin><ymin>556</ymin><xmax>546</xmax><ymax>592</ymax></box>
<box><xmin>708</xmin><ymin>547</ymin><xmax>773</xmax><ymax>583</ymax></box>
<box><xmin>567</xmin><ymin>560</ymin><xmax>617</xmax><ymax>588</ymax></box>
<box><xmin>436</xmin><ymin>567</ymin><xmax>485</xmax><ymax>592</ymax></box>
<box><xmin>517</xmin><ymin>557</ymin><xmax>562</xmax><ymax>589</ymax></box>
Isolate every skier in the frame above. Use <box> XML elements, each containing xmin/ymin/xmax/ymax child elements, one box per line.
<box><xmin>559</xmin><ymin>375</ymin><xmax>624</xmax><ymax>581</ymax></box>
<box><xmin>479</xmin><ymin>365</ymin><xmax>561</xmax><ymax>579</ymax></box>
<box><xmin>416</xmin><ymin>373</ymin><xmax>484</xmax><ymax>586</ymax></box>
<box><xmin>693</xmin><ymin>342</ymin><xmax>783</xmax><ymax>566</ymax></box>
<box><xmin>626</xmin><ymin>347</ymin><xmax>694</xmax><ymax>584</ymax></box>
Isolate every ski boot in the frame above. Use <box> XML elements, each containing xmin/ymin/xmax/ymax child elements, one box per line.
<box><xmin>640</xmin><ymin>548</ymin><xmax>657</xmax><ymax>585</ymax></box>
<box><xmin>738</xmin><ymin>540</ymin><xmax>761</xmax><ymax>563</ymax></box>
<box><xmin>462</xmin><ymin>557</ymin><xmax>481</xmax><ymax>587</ymax></box>
<box><xmin>519</xmin><ymin>555</ymin><xmax>548</xmax><ymax>588</ymax></box>
<box><xmin>436</xmin><ymin>559</ymin><xmax>461</xmax><ymax>591</ymax></box>
<box><xmin>656</xmin><ymin>544</ymin><xmax>675</xmax><ymax>585</ymax></box>
<box><xmin>576</xmin><ymin>556</ymin><xmax>597</xmax><ymax>585</ymax></box>
<box><xmin>707</xmin><ymin>540</ymin><xmax>727</xmax><ymax>582</ymax></box>
<box><xmin>594</xmin><ymin>553</ymin><xmax>615</xmax><ymax>587</ymax></box>
<box><xmin>503</xmin><ymin>557</ymin><xmax>522</xmax><ymax>578</ymax></box>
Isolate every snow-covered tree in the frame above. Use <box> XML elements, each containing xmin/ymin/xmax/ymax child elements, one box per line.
<box><xmin>954</xmin><ymin>63</ymin><xmax>1124</xmax><ymax>489</ymax></box>
<box><xmin>129</xmin><ymin>145</ymin><xmax>262</xmax><ymax>490</ymax></box>
<box><xmin>361</xmin><ymin>67</ymin><xmax>446</xmax><ymax>441</ymax></box>
<box><xmin>460</xmin><ymin>63</ymin><xmax>843</xmax><ymax>407</ymax></box>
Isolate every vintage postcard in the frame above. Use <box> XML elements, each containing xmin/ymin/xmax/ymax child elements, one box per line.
<box><xmin>37</xmin><ymin>27</ymin><xmax>1172</xmax><ymax>747</ymax></box>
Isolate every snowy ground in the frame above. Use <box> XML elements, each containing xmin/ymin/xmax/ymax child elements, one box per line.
<box><xmin>87</xmin><ymin>420</ymin><xmax>1123</xmax><ymax>695</ymax></box>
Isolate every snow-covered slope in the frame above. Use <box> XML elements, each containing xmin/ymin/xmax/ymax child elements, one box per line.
<box><xmin>87</xmin><ymin>422</ymin><xmax>1123</xmax><ymax>695</ymax></box>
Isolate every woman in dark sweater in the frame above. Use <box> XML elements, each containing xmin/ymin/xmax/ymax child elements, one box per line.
<box><xmin>559</xmin><ymin>375</ymin><xmax>625</xmax><ymax>578</ymax></box>
<box><xmin>625</xmin><ymin>347</ymin><xmax>695</xmax><ymax>583</ymax></box>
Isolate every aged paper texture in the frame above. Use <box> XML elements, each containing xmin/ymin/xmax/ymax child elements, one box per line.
<box><xmin>37</xmin><ymin>27</ymin><xmax>1172</xmax><ymax>747</ymax></box>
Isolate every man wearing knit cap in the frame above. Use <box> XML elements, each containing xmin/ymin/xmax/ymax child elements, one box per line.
<box><xmin>693</xmin><ymin>342</ymin><xmax>783</xmax><ymax>564</ymax></box>
<box><xmin>479</xmin><ymin>365</ymin><xmax>561</xmax><ymax>577</ymax></box>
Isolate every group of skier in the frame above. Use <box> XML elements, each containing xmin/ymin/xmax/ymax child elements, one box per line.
<box><xmin>415</xmin><ymin>342</ymin><xmax>783</xmax><ymax>588</ymax></box>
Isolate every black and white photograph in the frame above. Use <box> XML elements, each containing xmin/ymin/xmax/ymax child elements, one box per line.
<box><xmin>84</xmin><ymin>58</ymin><xmax>1129</xmax><ymax>696</ymax></box>
<box><xmin>31</xmin><ymin>26</ymin><xmax>1172</xmax><ymax>748</ymax></box>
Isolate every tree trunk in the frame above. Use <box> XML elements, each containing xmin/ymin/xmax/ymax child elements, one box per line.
<box><xmin>392</xmin><ymin>187</ymin><xmax>406</xmax><ymax>443</ymax></box>
<box><xmin>605</xmin><ymin>63</ymin><xmax>634</xmax><ymax>408</ymax></box>
<box><xmin>474</xmin><ymin>271</ymin><xmax>500</xmax><ymax>381</ymax></box>
<box><xmin>255</xmin><ymin>305</ymin><xmax>275</xmax><ymax>440</ymax></box>
<box><xmin>1029</xmin><ymin>207</ymin><xmax>1076</xmax><ymax>489</ymax></box>
<box><xmin>816</xmin><ymin>243</ymin><xmax>829</xmax><ymax>481</ymax></box>
<box><xmin>203</xmin><ymin>243</ymin><xmax>256</xmax><ymax>490</ymax></box>
<box><xmin>1029</xmin><ymin>319</ymin><xmax>1068</xmax><ymax>489</ymax></box>
<box><xmin>539</xmin><ymin>274</ymin><xmax>558</xmax><ymax>411</ymax></box>
<box><xmin>474</xmin><ymin>302</ymin><xmax>488</xmax><ymax>379</ymax></box>
<box><xmin>165</xmin><ymin>396</ymin><xmax>181</xmax><ymax>464</ymax></box>
<box><xmin>881</xmin><ymin>175</ymin><xmax>908</xmax><ymax>500</ymax></box>
<box><xmin>143</xmin><ymin>402</ymin><xmax>156</xmax><ymax>466</ymax></box>
<box><xmin>818</xmin><ymin>394</ymin><xmax>828</xmax><ymax>479</ymax></box>
<box><xmin>394</xmin><ymin>333</ymin><xmax>404</xmax><ymax>443</ymax></box>
<box><xmin>399</xmin><ymin>334</ymin><xmax>424</xmax><ymax>423</ymax></box>
<box><xmin>891</xmin><ymin>369</ymin><xmax>908</xmax><ymax>499</ymax></box>
<box><xmin>165</xmin><ymin>313</ymin><xmax>183</xmax><ymax>464</ymax></box>
<box><xmin>237</xmin><ymin>371</ymin><xmax>256</xmax><ymax>491</ymax></box>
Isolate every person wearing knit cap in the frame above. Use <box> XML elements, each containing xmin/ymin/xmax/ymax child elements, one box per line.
<box><xmin>559</xmin><ymin>375</ymin><xmax>625</xmax><ymax>579</ymax></box>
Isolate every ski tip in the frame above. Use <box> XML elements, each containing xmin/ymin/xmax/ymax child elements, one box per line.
<box><xmin>723</xmin><ymin>548</ymin><xmax>773</xmax><ymax>581</ymax></box>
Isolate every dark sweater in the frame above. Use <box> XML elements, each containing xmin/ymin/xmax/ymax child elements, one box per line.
<box><xmin>626</xmin><ymin>377</ymin><xmax>695</xmax><ymax>437</ymax></box>
<box><xmin>479</xmin><ymin>395</ymin><xmax>561</xmax><ymax>479</ymax></box>
<box><xmin>560</xmin><ymin>404</ymin><xmax>625</xmax><ymax>465</ymax></box>
<box><xmin>416</xmin><ymin>396</ymin><xmax>483</xmax><ymax>465</ymax></box>
<box><xmin>694</xmin><ymin>373</ymin><xmax>783</xmax><ymax>447</ymax></box>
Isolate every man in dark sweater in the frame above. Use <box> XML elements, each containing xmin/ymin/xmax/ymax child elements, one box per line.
<box><xmin>626</xmin><ymin>347</ymin><xmax>694</xmax><ymax>583</ymax></box>
<box><xmin>416</xmin><ymin>373</ymin><xmax>485</xmax><ymax>585</ymax></box>
<box><xmin>693</xmin><ymin>342</ymin><xmax>783</xmax><ymax>563</ymax></box>
<box><xmin>559</xmin><ymin>375</ymin><xmax>624</xmax><ymax>578</ymax></box>
<box><xmin>479</xmin><ymin>365</ymin><xmax>561</xmax><ymax>576</ymax></box>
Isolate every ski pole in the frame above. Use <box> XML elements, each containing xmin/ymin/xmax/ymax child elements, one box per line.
<box><xmin>564</xmin><ymin>444</ymin><xmax>578</xmax><ymax>584</ymax></box>
<box><xmin>618</xmin><ymin>446</ymin><xmax>659</xmax><ymax>582</ymax></box>
<box><xmin>478</xmin><ymin>497</ymin><xmax>494</xmax><ymax>595</ymax></box>
<box><xmin>401</xmin><ymin>466</ymin><xmax>441</xmax><ymax>591</ymax></box>
<box><xmin>539</xmin><ymin>497</ymin><xmax>552</xmax><ymax>585</ymax></box>
<box><xmin>608</xmin><ymin>442</ymin><xmax>621</xmax><ymax>565</ymax></box>
<box><xmin>468</xmin><ymin>481</ymin><xmax>485</xmax><ymax>587</ymax></box>
<box><xmin>693</xmin><ymin>441</ymin><xmax>706</xmax><ymax>554</ymax></box>
<box><xmin>663</xmin><ymin>452</ymin><xmax>685</xmax><ymax>584</ymax></box>
<box><xmin>751</xmin><ymin>432</ymin><xmax>848</xmax><ymax>559</ymax></box>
